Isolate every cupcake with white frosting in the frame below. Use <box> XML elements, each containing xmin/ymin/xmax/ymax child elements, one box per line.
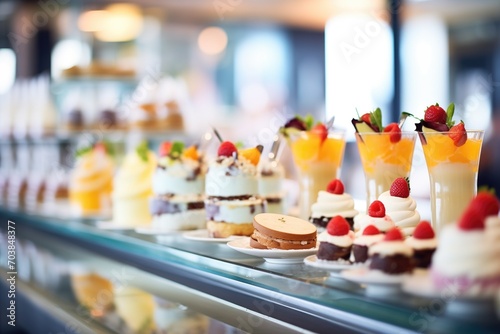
<box><xmin>378</xmin><ymin>177</ymin><xmax>420</xmax><ymax>236</ymax></box>
<box><xmin>405</xmin><ymin>221</ymin><xmax>437</xmax><ymax>268</ymax></box>
<box><xmin>369</xmin><ymin>227</ymin><xmax>414</xmax><ymax>275</ymax></box>
<box><xmin>310</xmin><ymin>179</ymin><xmax>358</xmax><ymax>230</ymax></box>
<box><xmin>354</xmin><ymin>200</ymin><xmax>395</xmax><ymax>235</ymax></box>
<box><xmin>317</xmin><ymin>216</ymin><xmax>355</xmax><ymax>262</ymax></box>
<box><xmin>352</xmin><ymin>225</ymin><xmax>384</xmax><ymax>263</ymax></box>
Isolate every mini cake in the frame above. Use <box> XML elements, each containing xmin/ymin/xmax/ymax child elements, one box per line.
<box><xmin>431</xmin><ymin>192</ymin><xmax>500</xmax><ymax>296</ymax></box>
<box><xmin>252</xmin><ymin>213</ymin><xmax>317</xmax><ymax>250</ymax></box>
<box><xmin>352</xmin><ymin>225</ymin><xmax>384</xmax><ymax>263</ymax></box>
<box><xmin>317</xmin><ymin>216</ymin><xmax>354</xmax><ymax>261</ymax></box>
<box><xmin>405</xmin><ymin>221</ymin><xmax>437</xmax><ymax>268</ymax></box>
<box><xmin>112</xmin><ymin>142</ymin><xmax>156</xmax><ymax>227</ymax></box>
<box><xmin>354</xmin><ymin>200</ymin><xmax>395</xmax><ymax>234</ymax></box>
<box><xmin>310</xmin><ymin>179</ymin><xmax>358</xmax><ymax>230</ymax></box>
<box><xmin>69</xmin><ymin>143</ymin><xmax>114</xmax><ymax>215</ymax></box>
<box><xmin>150</xmin><ymin>142</ymin><xmax>206</xmax><ymax>232</ymax></box>
<box><xmin>205</xmin><ymin>141</ymin><xmax>266</xmax><ymax>238</ymax></box>
<box><xmin>378</xmin><ymin>177</ymin><xmax>420</xmax><ymax>236</ymax></box>
<box><xmin>258</xmin><ymin>160</ymin><xmax>285</xmax><ymax>214</ymax></box>
<box><xmin>369</xmin><ymin>227</ymin><xmax>414</xmax><ymax>275</ymax></box>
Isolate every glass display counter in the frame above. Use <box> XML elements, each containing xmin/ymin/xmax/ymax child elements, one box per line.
<box><xmin>0</xmin><ymin>206</ymin><xmax>498</xmax><ymax>334</ymax></box>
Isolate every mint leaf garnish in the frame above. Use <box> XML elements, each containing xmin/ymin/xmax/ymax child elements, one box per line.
<box><xmin>446</xmin><ymin>103</ymin><xmax>455</xmax><ymax>128</ymax></box>
<box><xmin>303</xmin><ymin>114</ymin><xmax>314</xmax><ymax>130</ymax></box>
<box><xmin>136</xmin><ymin>141</ymin><xmax>149</xmax><ymax>162</ymax></box>
<box><xmin>370</xmin><ymin>108</ymin><xmax>383</xmax><ymax>132</ymax></box>
<box><xmin>234</xmin><ymin>141</ymin><xmax>244</xmax><ymax>149</ymax></box>
<box><xmin>170</xmin><ymin>141</ymin><xmax>184</xmax><ymax>159</ymax></box>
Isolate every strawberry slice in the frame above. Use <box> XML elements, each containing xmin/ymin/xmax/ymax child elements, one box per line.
<box><xmin>326</xmin><ymin>179</ymin><xmax>344</xmax><ymax>194</ymax></box>
<box><xmin>390</xmin><ymin>177</ymin><xmax>410</xmax><ymax>198</ymax></box>
<box><xmin>424</xmin><ymin>104</ymin><xmax>447</xmax><ymax>124</ymax></box>
<box><xmin>413</xmin><ymin>221</ymin><xmax>435</xmax><ymax>239</ymax></box>
<box><xmin>384</xmin><ymin>227</ymin><xmax>404</xmax><ymax>241</ymax></box>
<box><xmin>368</xmin><ymin>200</ymin><xmax>386</xmax><ymax>218</ymax></box>
<box><xmin>448</xmin><ymin>122</ymin><xmax>467</xmax><ymax>147</ymax></box>
<box><xmin>326</xmin><ymin>216</ymin><xmax>350</xmax><ymax>236</ymax></box>
<box><xmin>383</xmin><ymin>123</ymin><xmax>401</xmax><ymax>143</ymax></box>
<box><xmin>158</xmin><ymin>141</ymin><xmax>172</xmax><ymax>157</ymax></box>
<box><xmin>217</xmin><ymin>141</ymin><xmax>238</xmax><ymax>157</ymax></box>
<box><xmin>362</xmin><ymin>225</ymin><xmax>380</xmax><ymax>235</ymax></box>
<box><xmin>311</xmin><ymin>123</ymin><xmax>328</xmax><ymax>142</ymax></box>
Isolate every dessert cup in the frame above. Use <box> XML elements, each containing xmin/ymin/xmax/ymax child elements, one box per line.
<box><xmin>287</xmin><ymin>129</ymin><xmax>345</xmax><ymax>219</ymax></box>
<box><xmin>419</xmin><ymin>130</ymin><xmax>484</xmax><ymax>233</ymax></box>
<box><xmin>355</xmin><ymin>132</ymin><xmax>416</xmax><ymax>210</ymax></box>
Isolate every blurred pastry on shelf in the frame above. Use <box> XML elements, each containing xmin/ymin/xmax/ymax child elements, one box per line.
<box><xmin>112</xmin><ymin>141</ymin><xmax>156</xmax><ymax>227</ymax></box>
<box><xmin>61</xmin><ymin>62</ymin><xmax>136</xmax><ymax>78</ymax></box>
<box><xmin>160</xmin><ymin>100</ymin><xmax>184</xmax><ymax>131</ymax></box>
<box><xmin>69</xmin><ymin>142</ymin><xmax>114</xmax><ymax>216</ymax></box>
<box><xmin>113</xmin><ymin>286</ymin><xmax>155</xmax><ymax>334</ymax></box>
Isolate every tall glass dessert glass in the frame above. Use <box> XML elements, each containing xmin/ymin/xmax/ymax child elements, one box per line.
<box><xmin>355</xmin><ymin>132</ymin><xmax>417</xmax><ymax>210</ymax></box>
<box><xmin>420</xmin><ymin>130</ymin><xmax>484</xmax><ymax>233</ymax></box>
<box><xmin>287</xmin><ymin>129</ymin><xmax>346</xmax><ymax>219</ymax></box>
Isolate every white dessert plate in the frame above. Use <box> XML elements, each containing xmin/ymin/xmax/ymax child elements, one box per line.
<box><xmin>182</xmin><ymin>229</ymin><xmax>245</xmax><ymax>243</ymax></box>
<box><xmin>134</xmin><ymin>226</ymin><xmax>181</xmax><ymax>235</ymax></box>
<box><xmin>341</xmin><ymin>267</ymin><xmax>410</xmax><ymax>285</ymax></box>
<box><xmin>304</xmin><ymin>255</ymin><xmax>353</xmax><ymax>271</ymax></box>
<box><xmin>96</xmin><ymin>220</ymin><xmax>135</xmax><ymax>230</ymax></box>
<box><xmin>226</xmin><ymin>238</ymin><xmax>318</xmax><ymax>264</ymax></box>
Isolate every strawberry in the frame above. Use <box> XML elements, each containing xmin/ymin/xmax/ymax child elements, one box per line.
<box><xmin>413</xmin><ymin>221</ymin><xmax>435</xmax><ymax>239</ymax></box>
<box><xmin>326</xmin><ymin>179</ymin><xmax>344</xmax><ymax>195</ymax></box>
<box><xmin>448</xmin><ymin>122</ymin><xmax>467</xmax><ymax>147</ymax></box>
<box><xmin>368</xmin><ymin>200</ymin><xmax>386</xmax><ymax>218</ymax></box>
<box><xmin>217</xmin><ymin>141</ymin><xmax>237</xmax><ymax>157</ymax></box>
<box><xmin>158</xmin><ymin>141</ymin><xmax>172</xmax><ymax>157</ymax></box>
<box><xmin>383</xmin><ymin>123</ymin><xmax>401</xmax><ymax>143</ymax></box>
<box><xmin>361</xmin><ymin>113</ymin><xmax>371</xmax><ymax>124</ymax></box>
<box><xmin>470</xmin><ymin>191</ymin><xmax>500</xmax><ymax>217</ymax></box>
<box><xmin>390</xmin><ymin>177</ymin><xmax>410</xmax><ymax>198</ymax></box>
<box><xmin>326</xmin><ymin>216</ymin><xmax>350</xmax><ymax>236</ymax></box>
<box><xmin>94</xmin><ymin>142</ymin><xmax>106</xmax><ymax>153</ymax></box>
<box><xmin>424</xmin><ymin>104</ymin><xmax>447</xmax><ymax>124</ymax></box>
<box><xmin>384</xmin><ymin>227</ymin><xmax>404</xmax><ymax>241</ymax></box>
<box><xmin>458</xmin><ymin>207</ymin><xmax>485</xmax><ymax>230</ymax></box>
<box><xmin>311</xmin><ymin>123</ymin><xmax>328</xmax><ymax>142</ymax></box>
<box><xmin>363</xmin><ymin>225</ymin><xmax>380</xmax><ymax>236</ymax></box>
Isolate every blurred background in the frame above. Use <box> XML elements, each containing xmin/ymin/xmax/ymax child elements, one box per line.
<box><xmin>1</xmin><ymin>0</ymin><xmax>500</xmax><ymax>198</ymax></box>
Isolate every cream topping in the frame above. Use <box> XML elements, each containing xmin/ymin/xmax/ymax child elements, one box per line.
<box><xmin>114</xmin><ymin>151</ymin><xmax>156</xmax><ymax>199</ymax></box>
<box><xmin>354</xmin><ymin>214</ymin><xmax>395</xmax><ymax>234</ymax></box>
<box><xmin>318</xmin><ymin>230</ymin><xmax>355</xmax><ymax>248</ymax></box>
<box><xmin>405</xmin><ymin>236</ymin><xmax>438</xmax><ymax>250</ymax></box>
<box><xmin>70</xmin><ymin>150</ymin><xmax>114</xmax><ymax>192</ymax></box>
<box><xmin>153</xmin><ymin>159</ymin><xmax>205</xmax><ymax>196</ymax></box>
<box><xmin>369</xmin><ymin>240</ymin><xmax>413</xmax><ymax>257</ymax></box>
<box><xmin>206</xmin><ymin>156</ymin><xmax>258</xmax><ymax>197</ymax></box>
<box><xmin>432</xmin><ymin>217</ymin><xmax>500</xmax><ymax>278</ymax></box>
<box><xmin>353</xmin><ymin>234</ymin><xmax>384</xmax><ymax>246</ymax></box>
<box><xmin>378</xmin><ymin>191</ymin><xmax>420</xmax><ymax>234</ymax></box>
<box><xmin>311</xmin><ymin>191</ymin><xmax>359</xmax><ymax>218</ymax></box>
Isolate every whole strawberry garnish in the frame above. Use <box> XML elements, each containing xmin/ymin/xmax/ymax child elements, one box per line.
<box><xmin>326</xmin><ymin>179</ymin><xmax>344</xmax><ymax>195</ymax></box>
<box><xmin>326</xmin><ymin>216</ymin><xmax>350</xmax><ymax>236</ymax></box>
<box><xmin>424</xmin><ymin>104</ymin><xmax>447</xmax><ymax>124</ymax></box>
<box><xmin>368</xmin><ymin>200</ymin><xmax>386</xmax><ymax>218</ymax></box>
<box><xmin>311</xmin><ymin>123</ymin><xmax>328</xmax><ymax>142</ymax></box>
<box><xmin>363</xmin><ymin>225</ymin><xmax>380</xmax><ymax>235</ymax></box>
<box><xmin>448</xmin><ymin>122</ymin><xmax>467</xmax><ymax>147</ymax></box>
<box><xmin>94</xmin><ymin>142</ymin><xmax>106</xmax><ymax>153</ymax></box>
<box><xmin>217</xmin><ymin>141</ymin><xmax>237</xmax><ymax>157</ymax></box>
<box><xmin>361</xmin><ymin>113</ymin><xmax>371</xmax><ymax>124</ymax></box>
<box><xmin>413</xmin><ymin>221</ymin><xmax>435</xmax><ymax>239</ymax></box>
<box><xmin>458</xmin><ymin>207</ymin><xmax>485</xmax><ymax>230</ymax></box>
<box><xmin>383</xmin><ymin>123</ymin><xmax>401</xmax><ymax>143</ymax></box>
<box><xmin>159</xmin><ymin>141</ymin><xmax>172</xmax><ymax>157</ymax></box>
<box><xmin>384</xmin><ymin>227</ymin><xmax>404</xmax><ymax>241</ymax></box>
<box><xmin>390</xmin><ymin>177</ymin><xmax>410</xmax><ymax>198</ymax></box>
<box><xmin>470</xmin><ymin>191</ymin><xmax>500</xmax><ymax>217</ymax></box>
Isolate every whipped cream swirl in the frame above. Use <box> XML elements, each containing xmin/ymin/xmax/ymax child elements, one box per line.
<box><xmin>310</xmin><ymin>191</ymin><xmax>358</xmax><ymax>218</ymax></box>
<box><xmin>378</xmin><ymin>191</ymin><xmax>420</xmax><ymax>235</ymax></box>
<box><xmin>354</xmin><ymin>214</ymin><xmax>395</xmax><ymax>234</ymax></box>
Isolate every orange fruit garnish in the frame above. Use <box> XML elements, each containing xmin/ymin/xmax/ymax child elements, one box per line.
<box><xmin>182</xmin><ymin>145</ymin><xmax>199</xmax><ymax>161</ymax></box>
<box><xmin>239</xmin><ymin>146</ymin><xmax>261</xmax><ymax>165</ymax></box>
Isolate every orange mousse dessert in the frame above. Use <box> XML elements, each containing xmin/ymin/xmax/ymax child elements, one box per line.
<box><xmin>69</xmin><ymin>142</ymin><xmax>114</xmax><ymax>215</ymax></box>
<box><xmin>352</xmin><ymin>108</ymin><xmax>416</xmax><ymax>208</ymax></box>
<box><xmin>281</xmin><ymin>115</ymin><xmax>345</xmax><ymax>219</ymax></box>
<box><xmin>415</xmin><ymin>103</ymin><xmax>484</xmax><ymax>232</ymax></box>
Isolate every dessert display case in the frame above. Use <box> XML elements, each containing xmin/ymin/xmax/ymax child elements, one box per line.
<box><xmin>1</xmin><ymin>206</ymin><xmax>498</xmax><ymax>334</ymax></box>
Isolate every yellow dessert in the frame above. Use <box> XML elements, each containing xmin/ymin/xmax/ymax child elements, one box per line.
<box><xmin>70</xmin><ymin>272</ymin><xmax>114</xmax><ymax>316</ymax></box>
<box><xmin>69</xmin><ymin>144</ymin><xmax>114</xmax><ymax>215</ymax></box>
<box><xmin>112</xmin><ymin>142</ymin><xmax>156</xmax><ymax>227</ymax></box>
<box><xmin>114</xmin><ymin>286</ymin><xmax>155</xmax><ymax>333</ymax></box>
<box><xmin>282</xmin><ymin>117</ymin><xmax>345</xmax><ymax>219</ymax></box>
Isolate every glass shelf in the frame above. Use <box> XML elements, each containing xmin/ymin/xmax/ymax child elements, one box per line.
<box><xmin>0</xmin><ymin>206</ymin><xmax>498</xmax><ymax>334</ymax></box>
